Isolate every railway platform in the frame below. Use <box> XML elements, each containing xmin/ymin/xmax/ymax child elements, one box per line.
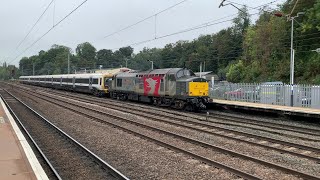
<box><xmin>210</xmin><ymin>99</ymin><xmax>320</xmax><ymax>119</ymax></box>
<box><xmin>0</xmin><ymin>98</ymin><xmax>48</xmax><ymax>180</ymax></box>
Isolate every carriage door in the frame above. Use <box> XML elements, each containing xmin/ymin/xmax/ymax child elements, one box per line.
<box><xmin>89</xmin><ymin>77</ymin><xmax>93</xmax><ymax>90</ymax></box>
<box><xmin>60</xmin><ymin>77</ymin><xmax>62</xmax><ymax>86</ymax></box>
<box><xmin>165</xmin><ymin>74</ymin><xmax>175</xmax><ymax>95</ymax></box>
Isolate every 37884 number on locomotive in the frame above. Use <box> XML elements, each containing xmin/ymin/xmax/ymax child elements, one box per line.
<box><xmin>108</xmin><ymin>68</ymin><xmax>209</xmax><ymax>111</ymax></box>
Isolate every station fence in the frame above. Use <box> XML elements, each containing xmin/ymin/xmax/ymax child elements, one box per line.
<box><xmin>210</xmin><ymin>83</ymin><xmax>320</xmax><ymax>109</ymax></box>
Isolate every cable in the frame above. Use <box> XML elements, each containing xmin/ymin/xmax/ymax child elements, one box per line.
<box><xmin>290</xmin><ymin>0</ymin><xmax>300</xmax><ymax>17</ymax></box>
<box><xmin>111</xmin><ymin>11</ymin><xmax>264</xmax><ymax>50</ymax></box>
<box><xmin>155</xmin><ymin>39</ymin><xmax>320</xmax><ymax>64</ymax></box>
<box><xmin>225</xmin><ymin>0</ymin><xmax>279</xmax><ymax>11</ymax></box>
<box><xmin>130</xmin><ymin>15</ymin><xmax>320</xmax><ymax>53</ymax></box>
<box><xmin>8</xmin><ymin>0</ymin><xmax>89</xmax><ymax>65</ymax></box>
<box><xmin>109</xmin><ymin>0</ymin><xmax>281</xmax><ymax>50</ymax></box>
<box><xmin>13</xmin><ymin>0</ymin><xmax>54</xmax><ymax>51</ymax></box>
<box><xmin>101</xmin><ymin>0</ymin><xmax>188</xmax><ymax>40</ymax></box>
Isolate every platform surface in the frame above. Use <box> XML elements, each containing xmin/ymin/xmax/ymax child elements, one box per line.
<box><xmin>0</xmin><ymin>98</ymin><xmax>48</xmax><ymax>180</ymax></box>
<box><xmin>211</xmin><ymin>99</ymin><xmax>320</xmax><ymax>117</ymax></box>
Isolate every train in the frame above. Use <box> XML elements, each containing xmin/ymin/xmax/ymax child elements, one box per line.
<box><xmin>19</xmin><ymin>67</ymin><xmax>209</xmax><ymax>111</ymax></box>
<box><xmin>19</xmin><ymin>68</ymin><xmax>129</xmax><ymax>96</ymax></box>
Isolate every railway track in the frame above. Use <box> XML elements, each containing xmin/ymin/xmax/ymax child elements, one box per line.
<box><xmin>27</xmin><ymin>84</ymin><xmax>320</xmax><ymax>141</ymax></box>
<box><xmin>22</xmin><ymin>86</ymin><xmax>320</xmax><ymax>160</ymax></box>
<box><xmin>12</xmin><ymin>85</ymin><xmax>320</xmax><ymax>179</ymax></box>
<box><xmin>0</xmin><ymin>88</ymin><xmax>129</xmax><ymax>180</ymax></box>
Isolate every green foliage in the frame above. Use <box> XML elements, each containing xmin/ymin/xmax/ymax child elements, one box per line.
<box><xmin>226</xmin><ymin>60</ymin><xmax>245</xmax><ymax>83</ymax></box>
<box><xmin>0</xmin><ymin>63</ymin><xmax>19</xmax><ymax>80</ymax></box>
<box><xmin>76</xmin><ymin>42</ymin><xmax>96</xmax><ymax>69</ymax></box>
<box><xmin>302</xmin><ymin>2</ymin><xmax>320</xmax><ymax>30</ymax></box>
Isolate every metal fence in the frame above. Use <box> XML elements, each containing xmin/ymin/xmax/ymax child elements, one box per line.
<box><xmin>210</xmin><ymin>83</ymin><xmax>320</xmax><ymax>109</ymax></box>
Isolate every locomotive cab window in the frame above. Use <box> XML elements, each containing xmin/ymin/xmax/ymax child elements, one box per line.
<box><xmin>177</xmin><ymin>69</ymin><xmax>194</xmax><ymax>78</ymax></box>
<box><xmin>104</xmin><ymin>78</ymin><xmax>111</xmax><ymax>88</ymax></box>
<box><xmin>168</xmin><ymin>74</ymin><xmax>176</xmax><ymax>81</ymax></box>
<box><xmin>117</xmin><ymin>78</ymin><xmax>122</xmax><ymax>87</ymax></box>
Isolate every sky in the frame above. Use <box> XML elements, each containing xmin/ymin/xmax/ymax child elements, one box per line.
<box><xmin>0</xmin><ymin>0</ymin><xmax>285</xmax><ymax>66</ymax></box>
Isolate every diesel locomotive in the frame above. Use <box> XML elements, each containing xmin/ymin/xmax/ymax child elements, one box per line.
<box><xmin>109</xmin><ymin>68</ymin><xmax>209</xmax><ymax>111</ymax></box>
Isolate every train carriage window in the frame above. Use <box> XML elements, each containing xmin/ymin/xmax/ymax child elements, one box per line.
<box><xmin>99</xmin><ymin>78</ymin><xmax>102</xmax><ymax>85</ymax></box>
<box><xmin>92</xmin><ymin>78</ymin><xmax>98</xmax><ymax>84</ymax></box>
<box><xmin>75</xmin><ymin>78</ymin><xmax>89</xmax><ymax>84</ymax></box>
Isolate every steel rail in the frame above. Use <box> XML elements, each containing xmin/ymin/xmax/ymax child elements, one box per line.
<box><xmin>16</xmin><ymin>85</ymin><xmax>320</xmax><ymax>162</ymax></box>
<box><xmin>2</xmin><ymin>89</ymin><xmax>129</xmax><ymax>180</ymax></box>
<box><xmin>0</xmin><ymin>89</ymin><xmax>62</xmax><ymax>180</ymax></box>
<box><xmin>207</xmin><ymin>111</ymin><xmax>320</xmax><ymax>136</ymax></box>
<box><xmin>21</xmin><ymin>88</ymin><xmax>320</xmax><ymax>180</ymax></box>
<box><xmin>37</xmin><ymin>90</ymin><xmax>320</xmax><ymax>162</ymax></box>
<box><xmin>35</xmin><ymin>85</ymin><xmax>320</xmax><ymax>140</ymax></box>
<box><xmin>15</xmin><ymin>82</ymin><xmax>320</xmax><ymax>137</ymax></box>
<box><xmin>34</xmin><ymin>88</ymin><xmax>320</xmax><ymax>153</ymax></box>
<box><xmin>17</xmin><ymin>89</ymin><xmax>262</xmax><ymax>180</ymax></box>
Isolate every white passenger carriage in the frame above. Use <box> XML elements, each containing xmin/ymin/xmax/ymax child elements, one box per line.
<box><xmin>19</xmin><ymin>68</ymin><xmax>130</xmax><ymax>96</ymax></box>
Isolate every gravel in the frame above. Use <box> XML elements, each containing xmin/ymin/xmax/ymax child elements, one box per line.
<box><xmin>9</xmin><ymin>84</ymin><xmax>320</xmax><ymax>179</ymax></box>
<box><xmin>13</xmin><ymin>88</ymin><xmax>238</xmax><ymax>179</ymax></box>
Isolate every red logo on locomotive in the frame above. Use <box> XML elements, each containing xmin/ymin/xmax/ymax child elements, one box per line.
<box><xmin>143</xmin><ymin>76</ymin><xmax>161</xmax><ymax>96</ymax></box>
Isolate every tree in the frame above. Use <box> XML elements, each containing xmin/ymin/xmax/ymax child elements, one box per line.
<box><xmin>96</xmin><ymin>49</ymin><xmax>113</xmax><ymax>68</ymax></box>
<box><xmin>226</xmin><ymin>60</ymin><xmax>245</xmax><ymax>82</ymax></box>
<box><xmin>119</xmin><ymin>46</ymin><xmax>133</xmax><ymax>58</ymax></box>
<box><xmin>76</xmin><ymin>42</ymin><xmax>96</xmax><ymax>69</ymax></box>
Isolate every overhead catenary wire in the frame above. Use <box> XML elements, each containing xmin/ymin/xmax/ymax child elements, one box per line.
<box><xmin>111</xmin><ymin>11</ymin><xmax>271</xmax><ymax>50</ymax></box>
<box><xmin>225</xmin><ymin>0</ymin><xmax>279</xmax><ymax>11</ymax></box>
<box><xmin>108</xmin><ymin>0</ymin><xmax>281</xmax><ymax>50</ymax></box>
<box><xmin>101</xmin><ymin>0</ymin><xmax>188</xmax><ymax>40</ymax></box>
<box><xmin>13</xmin><ymin>0</ymin><xmax>55</xmax><ymax>51</ymax></box>
<box><xmin>290</xmin><ymin>0</ymin><xmax>300</xmax><ymax>17</ymax></box>
<box><xmin>8</xmin><ymin>0</ymin><xmax>89</xmax><ymax>65</ymax></box>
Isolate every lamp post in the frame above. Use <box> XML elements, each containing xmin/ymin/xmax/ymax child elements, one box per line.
<box><xmin>147</xmin><ymin>60</ymin><xmax>153</xmax><ymax>70</ymax></box>
<box><xmin>289</xmin><ymin>12</ymin><xmax>304</xmax><ymax>106</ymax></box>
<box><xmin>274</xmin><ymin>11</ymin><xmax>304</xmax><ymax>106</ymax></box>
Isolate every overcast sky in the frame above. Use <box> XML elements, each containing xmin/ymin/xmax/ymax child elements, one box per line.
<box><xmin>0</xmin><ymin>0</ymin><xmax>285</xmax><ymax>66</ymax></box>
